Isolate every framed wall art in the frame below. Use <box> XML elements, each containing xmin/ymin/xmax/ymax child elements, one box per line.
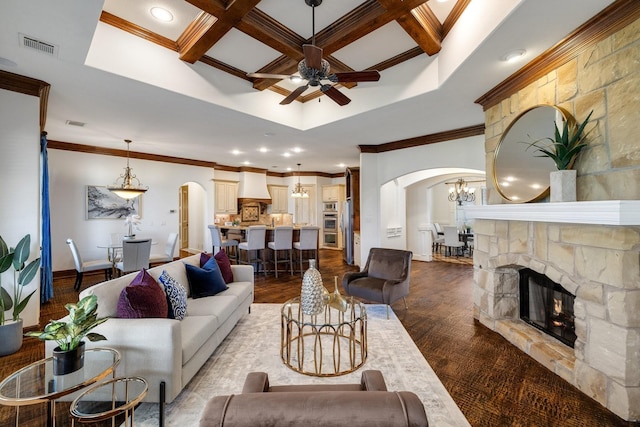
<box><xmin>86</xmin><ymin>185</ymin><xmax>141</xmax><ymax>219</ymax></box>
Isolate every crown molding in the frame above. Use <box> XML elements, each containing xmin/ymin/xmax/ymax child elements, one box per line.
<box><xmin>476</xmin><ymin>0</ymin><xmax>640</xmax><ymax>110</ymax></box>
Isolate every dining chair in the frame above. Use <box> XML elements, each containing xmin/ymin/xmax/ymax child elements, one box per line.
<box><xmin>115</xmin><ymin>239</ymin><xmax>152</xmax><ymax>276</ymax></box>
<box><xmin>149</xmin><ymin>232</ymin><xmax>178</xmax><ymax>265</ymax></box>
<box><xmin>443</xmin><ymin>226</ymin><xmax>465</xmax><ymax>257</ymax></box>
<box><xmin>267</xmin><ymin>226</ymin><xmax>293</xmax><ymax>278</ymax></box>
<box><xmin>238</xmin><ymin>225</ymin><xmax>267</xmax><ymax>275</ymax></box>
<box><xmin>434</xmin><ymin>223</ymin><xmax>444</xmax><ymax>236</ymax></box>
<box><xmin>66</xmin><ymin>238</ymin><xmax>113</xmax><ymax>291</ymax></box>
<box><xmin>293</xmin><ymin>226</ymin><xmax>319</xmax><ymax>276</ymax></box>
<box><xmin>208</xmin><ymin>225</ymin><xmax>239</xmax><ymax>264</ymax></box>
<box><xmin>431</xmin><ymin>227</ymin><xmax>444</xmax><ymax>254</ymax></box>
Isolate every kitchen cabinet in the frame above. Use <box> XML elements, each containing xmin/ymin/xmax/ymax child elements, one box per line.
<box><xmin>268</xmin><ymin>185</ymin><xmax>289</xmax><ymax>213</ymax></box>
<box><xmin>214</xmin><ymin>181</ymin><xmax>238</xmax><ymax>214</ymax></box>
<box><xmin>322</xmin><ymin>185</ymin><xmax>344</xmax><ymax>202</ymax></box>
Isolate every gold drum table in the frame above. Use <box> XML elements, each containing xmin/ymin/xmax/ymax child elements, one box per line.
<box><xmin>281</xmin><ymin>297</ymin><xmax>367</xmax><ymax>377</ymax></box>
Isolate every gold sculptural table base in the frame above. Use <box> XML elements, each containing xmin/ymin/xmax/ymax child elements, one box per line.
<box><xmin>280</xmin><ymin>297</ymin><xmax>367</xmax><ymax>377</ymax></box>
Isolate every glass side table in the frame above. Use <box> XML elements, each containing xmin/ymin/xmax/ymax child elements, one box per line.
<box><xmin>0</xmin><ymin>347</ymin><xmax>120</xmax><ymax>427</ymax></box>
<box><xmin>281</xmin><ymin>297</ymin><xmax>367</xmax><ymax>377</ymax></box>
<box><xmin>70</xmin><ymin>376</ymin><xmax>148</xmax><ymax>427</ymax></box>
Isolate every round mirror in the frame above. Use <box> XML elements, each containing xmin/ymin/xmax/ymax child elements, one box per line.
<box><xmin>493</xmin><ymin>105</ymin><xmax>568</xmax><ymax>203</ymax></box>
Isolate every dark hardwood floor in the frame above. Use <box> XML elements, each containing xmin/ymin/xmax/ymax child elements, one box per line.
<box><xmin>1</xmin><ymin>249</ymin><xmax>636</xmax><ymax>426</ymax></box>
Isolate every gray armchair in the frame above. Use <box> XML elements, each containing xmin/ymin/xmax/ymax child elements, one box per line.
<box><xmin>342</xmin><ymin>247</ymin><xmax>413</xmax><ymax>318</ymax></box>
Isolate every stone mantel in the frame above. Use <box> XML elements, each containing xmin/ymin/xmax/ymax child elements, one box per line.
<box><xmin>463</xmin><ymin>200</ymin><xmax>640</xmax><ymax>226</ymax></box>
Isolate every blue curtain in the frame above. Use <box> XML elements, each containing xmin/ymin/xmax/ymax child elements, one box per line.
<box><xmin>40</xmin><ymin>133</ymin><xmax>53</xmax><ymax>302</ymax></box>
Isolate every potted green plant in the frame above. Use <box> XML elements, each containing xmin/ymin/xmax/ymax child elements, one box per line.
<box><xmin>25</xmin><ymin>294</ymin><xmax>108</xmax><ymax>374</ymax></box>
<box><xmin>0</xmin><ymin>234</ymin><xmax>40</xmax><ymax>356</ymax></box>
<box><xmin>527</xmin><ymin>110</ymin><xmax>593</xmax><ymax>202</ymax></box>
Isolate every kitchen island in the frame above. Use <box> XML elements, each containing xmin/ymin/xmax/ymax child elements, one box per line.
<box><xmin>219</xmin><ymin>225</ymin><xmax>319</xmax><ymax>272</ymax></box>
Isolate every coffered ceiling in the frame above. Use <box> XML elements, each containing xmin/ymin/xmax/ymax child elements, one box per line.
<box><xmin>0</xmin><ymin>0</ymin><xmax>617</xmax><ymax>173</ymax></box>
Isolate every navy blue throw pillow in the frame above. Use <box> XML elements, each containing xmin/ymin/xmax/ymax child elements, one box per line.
<box><xmin>185</xmin><ymin>258</ymin><xmax>228</xmax><ymax>299</ymax></box>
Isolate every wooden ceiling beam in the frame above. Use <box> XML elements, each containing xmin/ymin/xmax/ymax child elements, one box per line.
<box><xmin>249</xmin><ymin>0</ymin><xmax>428</xmax><ymax>91</ymax></box>
<box><xmin>376</xmin><ymin>0</ymin><xmax>441</xmax><ymax>56</ymax></box>
<box><xmin>178</xmin><ymin>0</ymin><xmax>262</xmax><ymax>63</ymax></box>
<box><xmin>238</xmin><ymin>8</ymin><xmax>306</xmax><ymax>60</ymax></box>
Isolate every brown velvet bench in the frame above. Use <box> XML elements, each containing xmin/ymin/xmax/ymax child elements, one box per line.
<box><xmin>199</xmin><ymin>370</ymin><xmax>429</xmax><ymax>427</ymax></box>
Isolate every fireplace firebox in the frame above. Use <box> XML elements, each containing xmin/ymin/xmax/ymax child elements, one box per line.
<box><xmin>519</xmin><ymin>268</ymin><xmax>576</xmax><ymax>347</ymax></box>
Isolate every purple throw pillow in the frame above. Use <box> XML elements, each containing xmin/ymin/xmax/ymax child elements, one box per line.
<box><xmin>214</xmin><ymin>250</ymin><xmax>233</xmax><ymax>284</ymax></box>
<box><xmin>199</xmin><ymin>252</ymin><xmax>212</xmax><ymax>267</ymax></box>
<box><xmin>117</xmin><ymin>269</ymin><xmax>168</xmax><ymax>318</ymax></box>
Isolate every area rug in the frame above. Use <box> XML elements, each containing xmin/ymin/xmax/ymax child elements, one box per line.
<box><xmin>132</xmin><ymin>303</ymin><xmax>470</xmax><ymax>426</ymax></box>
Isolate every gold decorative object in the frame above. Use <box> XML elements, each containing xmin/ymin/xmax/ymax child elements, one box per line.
<box><xmin>300</xmin><ymin>259</ymin><xmax>327</xmax><ymax>315</ymax></box>
<box><xmin>328</xmin><ymin>276</ymin><xmax>347</xmax><ymax>312</ymax></box>
<box><xmin>281</xmin><ymin>297</ymin><xmax>367</xmax><ymax>377</ymax></box>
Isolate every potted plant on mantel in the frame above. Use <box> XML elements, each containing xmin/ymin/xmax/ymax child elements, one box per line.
<box><xmin>527</xmin><ymin>110</ymin><xmax>593</xmax><ymax>202</ymax></box>
<box><xmin>0</xmin><ymin>234</ymin><xmax>40</xmax><ymax>356</ymax></box>
<box><xmin>25</xmin><ymin>294</ymin><xmax>108</xmax><ymax>375</ymax></box>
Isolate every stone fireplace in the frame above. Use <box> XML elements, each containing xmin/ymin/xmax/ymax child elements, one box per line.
<box><xmin>465</xmin><ymin>201</ymin><xmax>640</xmax><ymax>421</ymax></box>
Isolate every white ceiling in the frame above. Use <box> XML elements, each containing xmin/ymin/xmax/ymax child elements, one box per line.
<box><xmin>0</xmin><ymin>0</ymin><xmax>615</xmax><ymax>174</ymax></box>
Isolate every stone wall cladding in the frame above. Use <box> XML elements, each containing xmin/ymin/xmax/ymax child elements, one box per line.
<box><xmin>472</xmin><ymin>219</ymin><xmax>640</xmax><ymax>421</ymax></box>
<box><xmin>484</xmin><ymin>17</ymin><xmax>640</xmax><ymax>204</ymax></box>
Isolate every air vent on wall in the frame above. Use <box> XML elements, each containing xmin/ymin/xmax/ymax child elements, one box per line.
<box><xmin>65</xmin><ymin>120</ymin><xmax>86</xmax><ymax>127</ymax></box>
<box><xmin>19</xmin><ymin>33</ymin><xmax>58</xmax><ymax>57</ymax></box>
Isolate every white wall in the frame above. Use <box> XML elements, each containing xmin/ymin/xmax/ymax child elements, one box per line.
<box><xmin>360</xmin><ymin>135</ymin><xmax>485</xmax><ymax>264</ymax></box>
<box><xmin>48</xmin><ymin>149</ymin><xmax>214</xmax><ymax>271</ymax></box>
<box><xmin>0</xmin><ymin>89</ymin><xmax>41</xmax><ymax>327</ymax></box>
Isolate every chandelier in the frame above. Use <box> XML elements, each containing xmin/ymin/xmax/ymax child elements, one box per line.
<box><xmin>291</xmin><ymin>163</ymin><xmax>309</xmax><ymax>198</ymax></box>
<box><xmin>447</xmin><ymin>178</ymin><xmax>476</xmax><ymax>206</ymax></box>
<box><xmin>107</xmin><ymin>139</ymin><xmax>148</xmax><ymax>199</ymax></box>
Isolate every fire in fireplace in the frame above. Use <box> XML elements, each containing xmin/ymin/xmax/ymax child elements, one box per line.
<box><xmin>519</xmin><ymin>268</ymin><xmax>576</xmax><ymax>347</ymax></box>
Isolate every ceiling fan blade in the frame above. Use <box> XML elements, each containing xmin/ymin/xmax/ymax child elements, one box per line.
<box><xmin>321</xmin><ymin>85</ymin><xmax>351</xmax><ymax>106</ymax></box>
<box><xmin>280</xmin><ymin>84</ymin><xmax>309</xmax><ymax>105</ymax></box>
<box><xmin>303</xmin><ymin>44</ymin><xmax>323</xmax><ymax>70</ymax></box>
<box><xmin>247</xmin><ymin>72</ymin><xmax>292</xmax><ymax>80</ymax></box>
<box><xmin>332</xmin><ymin>70</ymin><xmax>381</xmax><ymax>83</ymax></box>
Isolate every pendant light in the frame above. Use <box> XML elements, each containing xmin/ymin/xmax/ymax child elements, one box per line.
<box><xmin>291</xmin><ymin>163</ymin><xmax>309</xmax><ymax>198</ymax></box>
<box><xmin>107</xmin><ymin>139</ymin><xmax>148</xmax><ymax>199</ymax></box>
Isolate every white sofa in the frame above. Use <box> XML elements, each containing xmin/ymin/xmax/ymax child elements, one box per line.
<box><xmin>45</xmin><ymin>253</ymin><xmax>254</xmax><ymax>404</ymax></box>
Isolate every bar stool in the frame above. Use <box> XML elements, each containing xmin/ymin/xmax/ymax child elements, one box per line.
<box><xmin>238</xmin><ymin>225</ymin><xmax>267</xmax><ymax>275</ymax></box>
<box><xmin>208</xmin><ymin>224</ymin><xmax>239</xmax><ymax>263</ymax></box>
<box><xmin>267</xmin><ymin>226</ymin><xmax>293</xmax><ymax>278</ymax></box>
<box><xmin>293</xmin><ymin>226</ymin><xmax>319</xmax><ymax>276</ymax></box>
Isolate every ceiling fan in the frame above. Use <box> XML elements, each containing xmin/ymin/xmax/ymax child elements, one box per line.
<box><xmin>247</xmin><ymin>0</ymin><xmax>380</xmax><ymax>106</ymax></box>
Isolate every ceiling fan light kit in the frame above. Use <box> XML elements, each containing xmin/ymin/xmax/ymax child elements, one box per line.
<box><xmin>248</xmin><ymin>0</ymin><xmax>380</xmax><ymax>106</ymax></box>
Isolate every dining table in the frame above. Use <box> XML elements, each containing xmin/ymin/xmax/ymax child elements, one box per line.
<box><xmin>97</xmin><ymin>239</ymin><xmax>157</xmax><ymax>271</ymax></box>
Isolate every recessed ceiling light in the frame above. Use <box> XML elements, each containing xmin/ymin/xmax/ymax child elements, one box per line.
<box><xmin>243</xmin><ymin>161</ymin><xmax>251</xmax><ymax>165</ymax></box>
<box><xmin>258</xmin><ymin>147</ymin><xmax>268</xmax><ymax>153</ymax></box>
<box><xmin>283</xmin><ymin>152</ymin><xmax>291</xmax><ymax>157</ymax></box>
<box><xmin>502</xmin><ymin>49</ymin><xmax>526</xmax><ymax>63</ymax></box>
<box><xmin>290</xmin><ymin>76</ymin><xmax>303</xmax><ymax>84</ymax></box>
<box><xmin>292</xmin><ymin>147</ymin><xmax>302</xmax><ymax>153</ymax></box>
<box><xmin>231</xmin><ymin>149</ymin><xmax>241</xmax><ymax>155</ymax></box>
<box><xmin>150</xmin><ymin>7</ymin><xmax>173</xmax><ymax>22</ymax></box>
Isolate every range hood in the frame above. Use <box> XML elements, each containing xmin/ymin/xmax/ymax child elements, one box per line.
<box><xmin>237</xmin><ymin>171</ymin><xmax>272</xmax><ymax>203</ymax></box>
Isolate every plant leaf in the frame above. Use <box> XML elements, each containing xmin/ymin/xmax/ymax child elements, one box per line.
<box><xmin>18</xmin><ymin>258</ymin><xmax>40</xmax><ymax>287</ymax></box>
<box><xmin>0</xmin><ymin>252</ymin><xmax>13</xmax><ymax>275</ymax></box>
<box><xmin>1</xmin><ymin>287</ymin><xmax>13</xmax><ymax>310</ymax></box>
<box><xmin>13</xmin><ymin>290</ymin><xmax>36</xmax><ymax>316</ymax></box>
<box><xmin>0</xmin><ymin>236</ymin><xmax>8</xmax><ymax>259</ymax></box>
<box><xmin>12</xmin><ymin>235</ymin><xmax>30</xmax><ymax>271</ymax></box>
